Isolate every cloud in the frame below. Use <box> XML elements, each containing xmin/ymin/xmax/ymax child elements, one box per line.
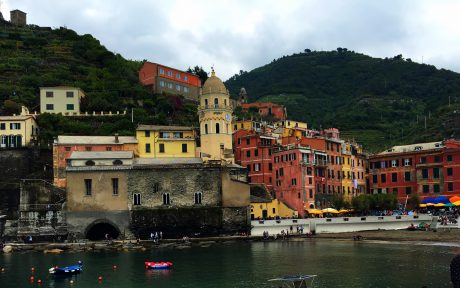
<box><xmin>2</xmin><ymin>0</ymin><xmax>460</xmax><ymax>80</ymax></box>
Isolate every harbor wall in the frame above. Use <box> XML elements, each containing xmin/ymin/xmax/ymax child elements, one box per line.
<box><xmin>250</xmin><ymin>215</ymin><xmax>435</xmax><ymax>236</ymax></box>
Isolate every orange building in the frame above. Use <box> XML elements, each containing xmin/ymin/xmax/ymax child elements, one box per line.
<box><xmin>241</xmin><ymin>103</ymin><xmax>286</xmax><ymax>120</ymax></box>
<box><xmin>53</xmin><ymin>135</ymin><xmax>138</xmax><ymax>188</ymax></box>
<box><xmin>139</xmin><ymin>62</ymin><xmax>201</xmax><ymax>101</ymax></box>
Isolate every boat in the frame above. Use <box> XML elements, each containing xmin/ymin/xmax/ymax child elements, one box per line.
<box><xmin>268</xmin><ymin>275</ymin><xmax>317</xmax><ymax>288</ymax></box>
<box><xmin>145</xmin><ymin>261</ymin><xmax>173</xmax><ymax>270</ymax></box>
<box><xmin>49</xmin><ymin>261</ymin><xmax>82</xmax><ymax>275</ymax></box>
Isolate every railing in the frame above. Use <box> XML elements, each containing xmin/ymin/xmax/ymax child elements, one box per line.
<box><xmin>198</xmin><ymin>104</ymin><xmax>232</xmax><ymax>111</ymax></box>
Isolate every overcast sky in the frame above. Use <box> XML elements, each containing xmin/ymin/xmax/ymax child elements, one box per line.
<box><xmin>2</xmin><ymin>0</ymin><xmax>460</xmax><ymax>80</ymax></box>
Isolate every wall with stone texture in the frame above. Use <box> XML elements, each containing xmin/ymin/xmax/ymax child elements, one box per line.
<box><xmin>66</xmin><ymin>210</ymin><xmax>131</xmax><ymax>239</ymax></box>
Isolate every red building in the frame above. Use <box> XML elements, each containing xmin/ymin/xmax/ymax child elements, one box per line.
<box><xmin>241</xmin><ymin>103</ymin><xmax>286</xmax><ymax>120</ymax></box>
<box><xmin>139</xmin><ymin>62</ymin><xmax>201</xmax><ymax>101</ymax></box>
<box><xmin>369</xmin><ymin>140</ymin><xmax>460</xmax><ymax>202</ymax></box>
<box><xmin>233</xmin><ymin>129</ymin><xmax>276</xmax><ymax>190</ymax></box>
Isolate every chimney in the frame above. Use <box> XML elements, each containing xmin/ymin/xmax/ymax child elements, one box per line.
<box><xmin>115</xmin><ymin>133</ymin><xmax>119</xmax><ymax>143</ymax></box>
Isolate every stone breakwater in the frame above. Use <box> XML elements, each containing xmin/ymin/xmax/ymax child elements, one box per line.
<box><xmin>1</xmin><ymin>236</ymin><xmax>257</xmax><ymax>254</ymax></box>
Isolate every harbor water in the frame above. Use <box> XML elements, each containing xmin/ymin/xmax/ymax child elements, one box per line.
<box><xmin>0</xmin><ymin>239</ymin><xmax>454</xmax><ymax>287</ymax></box>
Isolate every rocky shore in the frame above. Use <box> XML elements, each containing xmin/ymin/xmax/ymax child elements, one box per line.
<box><xmin>3</xmin><ymin>229</ymin><xmax>460</xmax><ymax>254</ymax></box>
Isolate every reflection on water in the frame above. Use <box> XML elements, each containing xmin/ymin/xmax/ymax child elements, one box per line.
<box><xmin>0</xmin><ymin>240</ymin><xmax>454</xmax><ymax>288</ymax></box>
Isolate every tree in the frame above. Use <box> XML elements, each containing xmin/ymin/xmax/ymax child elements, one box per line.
<box><xmin>407</xmin><ymin>194</ymin><xmax>420</xmax><ymax>210</ymax></box>
<box><xmin>187</xmin><ymin>66</ymin><xmax>208</xmax><ymax>85</ymax></box>
<box><xmin>332</xmin><ymin>195</ymin><xmax>346</xmax><ymax>210</ymax></box>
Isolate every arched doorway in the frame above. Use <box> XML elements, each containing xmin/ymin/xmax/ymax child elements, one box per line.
<box><xmin>85</xmin><ymin>220</ymin><xmax>120</xmax><ymax>241</ymax></box>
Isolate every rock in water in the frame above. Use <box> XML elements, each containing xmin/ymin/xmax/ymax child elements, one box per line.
<box><xmin>2</xmin><ymin>245</ymin><xmax>13</xmax><ymax>253</ymax></box>
<box><xmin>44</xmin><ymin>248</ymin><xmax>64</xmax><ymax>254</ymax></box>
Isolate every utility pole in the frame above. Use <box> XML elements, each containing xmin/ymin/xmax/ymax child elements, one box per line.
<box><xmin>424</xmin><ymin>116</ymin><xmax>427</xmax><ymax>129</ymax></box>
<box><xmin>131</xmin><ymin>108</ymin><xmax>134</xmax><ymax>123</ymax></box>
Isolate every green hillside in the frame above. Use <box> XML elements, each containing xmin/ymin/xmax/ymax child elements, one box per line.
<box><xmin>0</xmin><ymin>22</ymin><xmax>198</xmax><ymax>145</ymax></box>
<box><xmin>225</xmin><ymin>49</ymin><xmax>460</xmax><ymax>152</ymax></box>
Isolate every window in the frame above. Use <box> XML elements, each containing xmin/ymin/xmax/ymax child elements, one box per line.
<box><xmin>423</xmin><ymin>185</ymin><xmax>429</xmax><ymax>193</ymax></box>
<box><xmin>214</xmin><ymin>98</ymin><xmax>219</xmax><ymax>107</ymax></box>
<box><xmin>247</xmin><ymin>165</ymin><xmax>251</xmax><ymax>172</ymax></box>
<box><xmin>162</xmin><ymin>193</ymin><xmax>171</xmax><ymax>205</ymax></box>
<box><xmin>404</xmin><ymin>158</ymin><xmax>411</xmax><ymax>166</ymax></box>
<box><xmin>106</xmin><ymin>147</ymin><xmax>112</xmax><ymax>151</ymax></box>
<box><xmin>10</xmin><ymin>123</ymin><xmax>21</xmax><ymax>130</ymax></box>
<box><xmin>85</xmin><ymin>146</ymin><xmax>92</xmax><ymax>151</ymax></box>
<box><xmin>153</xmin><ymin>182</ymin><xmax>160</xmax><ymax>193</ymax></box>
<box><xmin>447</xmin><ymin>155</ymin><xmax>453</xmax><ymax>162</ymax></box>
<box><xmin>168</xmin><ymin>82</ymin><xmax>173</xmax><ymax>89</ymax></box>
<box><xmin>145</xmin><ymin>131</ymin><xmax>150</xmax><ymax>137</ymax></box>
<box><xmin>159</xmin><ymin>143</ymin><xmax>165</xmax><ymax>153</ymax></box>
<box><xmin>0</xmin><ymin>123</ymin><xmax>4</xmax><ymax>130</ymax></box>
<box><xmin>65</xmin><ymin>146</ymin><xmax>71</xmax><ymax>152</ymax></box>
<box><xmin>167</xmin><ymin>71</ymin><xmax>173</xmax><ymax>76</ymax></box>
<box><xmin>422</xmin><ymin>169</ymin><xmax>428</xmax><ymax>179</ymax></box>
<box><xmin>205</xmin><ymin>124</ymin><xmax>208</xmax><ymax>134</ymax></box>
<box><xmin>372</xmin><ymin>174</ymin><xmax>378</xmax><ymax>183</ymax></box>
<box><xmin>420</xmin><ymin>157</ymin><xmax>426</xmax><ymax>164</ymax></box>
<box><xmin>176</xmin><ymin>84</ymin><xmax>181</xmax><ymax>91</ymax></box>
<box><xmin>246</xmin><ymin>150</ymin><xmax>251</xmax><ymax>157</ymax></box>
<box><xmin>279</xmin><ymin>168</ymin><xmax>284</xmax><ymax>176</ymax></box>
<box><xmin>309</xmin><ymin>189</ymin><xmax>313</xmax><ymax>198</ymax></box>
<box><xmin>447</xmin><ymin>168</ymin><xmax>453</xmax><ymax>176</ymax></box>
<box><xmin>183</xmin><ymin>87</ymin><xmax>189</xmax><ymax>93</ymax></box>
<box><xmin>160</xmin><ymin>80</ymin><xmax>165</xmax><ymax>87</ymax></box>
<box><xmin>204</xmin><ymin>99</ymin><xmax>208</xmax><ymax>107</ymax></box>
<box><xmin>184</xmin><ymin>75</ymin><xmax>188</xmax><ymax>81</ymax></box>
<box><xmin>182</xmin><ymin>143</ymin><xmax>188</xmax><ymax>153</ymax></box>
<box><xmin>112</xmin><ymin>178</ymin><xmax>119</xmax><ymax>195</ymax></box>
<box><xmin>392</xmin><ymin>173</ymin><xmax>397</xmax><ymax>182</ymax></box>
<box><xmin>405</xmin><ymin>187</ymin><xmax>412</xmax><ymax>195</ymax></box>
<box><xmin>46</xmin><ymin>104</ymin><xmax>54</xmax><ymax>110</ymax></box>
<box><xmin>254</xmin><ymin>163</ymin><xmax>260</xmax><ymax>171</ymax></box>
<box><xmin>292</xmin><ymin>178</ymin><xmax>297</xmax><ymax>185</ymax></box>
<box><xmin>391</xmin><ymin>160</ymin><xmax>398</xmax><ymax>167</ymax></box>
<box><xmin>85</xmin><ymin>160</ymin><xmax>95</xmax><ymax>166</ymax></box>
<box><xmin>113</xmin><ymin>159</ymin><xmax>123</xmax><ymax>165</ymax></box>
<box><xmin>215</xmin><ymin>123</ymin><xmax>220</xmax><ymax>134</ymax></box>
<box><xmin>433</xmin><ymin>184</ymin><xmax>440</xmax><ymax>193</ymax></box>
<box><xmin>84</xmin><ymin>179</ymin><xmax>92</xmax><ymax>196</ymax></box>
<box><xmin>133</xmin><ymin>193</ymin><xmax>141</xmax><ymax>205</ymax></box>
<box><xmin>146</xmin><ymin>143</ymin><xmax>151</xmax><ymax>153</ymax></box>
<box><xmin>46</xmin><ymin>91</ymin><xmax>53</xmax><ymax>98</ymax></box>
<box><xmin>448</xmin><ymin>182</ymin><xmax>453</xmax><ymax>192</ymax></box>
<box><xmin>66</xmin><ymin>104</ymin><xmax>74</xmax><ymax>110</ymax></box>
<box><xmin>255</xmin><ymin>149</ymin><xmax>259</xmax><ymax>157</ymax></box>
<box><xmin>434</xmin><ymin>156</ymin><xmax>441</xmax><ymax>163</ymax></box>
<box><xmin>404</xmin><ymin>172</ymin><xmax>411</xmax><ymax>181</ymax></box>
<box><xmin>392</xmin><ymin>188</ymin><xmax>398</xmax><ymax>195</ymax></box>
<box><xmin>246</xmin><ymin>138</ymin><xmax>250</xmax><ymax>145</ymax></box>
<box><xmin>433</xmin><ymin>168</ymin><xmax>440</xmax><ymax>178</ymax></box>
<box><xmin>194</xmin><ymin>192</ymin><xmax>202</xmax><ymax>204</ymax></box>
<box><xmin>66</xmin><ymin>91</ymin><xmax>74</xmax><ymax>98</ymax></box>
<box><xmin>176</xmin><ymin>73</ymin><xmax>181</xmax><ymax>80</ymax></box>
<box><xmin>159</xmin><ymin>68</ymin><xmax>165</xmax><ymax>75</ymax></box>
<box><xmin>268</xmin><ymin>163</ymin><xmax>272</xmax><ymax>171</ymax></box>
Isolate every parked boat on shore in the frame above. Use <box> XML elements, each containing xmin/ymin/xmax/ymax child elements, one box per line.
<box><xmin>49</xmin><ymin>261</ymin><xmax>82</xmax><ymax>275</ymax></box>
<box><xmin>145</xmin><ymin>261</ymin><xmax>173</xmax><ymax>269</ymax></box>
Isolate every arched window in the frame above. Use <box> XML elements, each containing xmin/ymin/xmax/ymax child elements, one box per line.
<box><xmin>205</xmin><ymin>124</ymin><xmax>208</xmax><ymax>134</ymax></box>
<box><xmin>85</xmin><ymin>160</ymin><xmax>95</xmax><ymax>166</ymax></box>
<box><xmin>214</xmin><ymin>98</ymin><xmax>219</xmax><ymax>107</ymax></box>
<box><xmin>224</xmin><ymin>99</ymin><xmax>227</xmax><ymax>106</ymax></box>
<box><xmin>162</xmin><ymin>193</ymin><xmax>171</xmax><ymax>205</ymax></box>
<box><xmin>215</xmin><ymin>123</ymin><xmax>220</xmax><ymax>134</ymax></box>
<box><xmin>204</xmin><ymin>98</ymin><xmax>208</xmax><ymax>107</ymax></box>
<box><xmin>113</xmin><ymin>159</ymin><xmax>123</xmax><ymax>165</ymax></box>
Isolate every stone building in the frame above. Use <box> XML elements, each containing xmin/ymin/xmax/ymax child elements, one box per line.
<box><xmin>10</xmin><ymin>9</ymin><xmax>26</xmax><ymax>26</ymax></box>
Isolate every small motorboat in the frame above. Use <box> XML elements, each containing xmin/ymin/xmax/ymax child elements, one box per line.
<box><xmin>145</xmin><ymin>261</ymin><xmax>173</xmax><ymax>270</ymax></box>
<box><xmin>49</xmin><ymin>261</ymin><xmax>83</xmax><ymax>275</ymax></box>
<box><xmin>268</xmin><ymin>275</ymin><xmax>317</xmax><ymax>288</ymax></box>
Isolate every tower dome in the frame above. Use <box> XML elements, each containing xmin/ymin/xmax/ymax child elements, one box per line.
<box><xmin>202</xmin><ymin>69</ymin><xmax>228</xmax><ymax>95</ymax></box>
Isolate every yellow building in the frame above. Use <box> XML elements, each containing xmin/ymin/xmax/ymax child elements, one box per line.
<box><xmin>136</xmin><ymin>125</ymin><xmax>197</xmax><ymax>158</ymax></box>
<box><xmin>250</xmin><ymin>198</ymin><xmax>298</xmax><ymax>219</ymax></box>
<box><xmin>232</xmin><ymin>119</ymin><xmax>261</xmax><ymax>132</ymax></box>
<box><xmin>275</xmin><ymin>120</ymin><xmax>307</xmax><ymax>130</ymax></box>
<box><xmin>198</xmin><ymin>69</ymin><xmax>234</xmax><ymax>162</ymax></box>
<box><xmin>341</xmin><ymin>142</ymin><xmax>353</xmax><ymax>201</ymax></box>
<box><xmin>0</xmin><ymin>115</ymin><xmax>38</xmax><ymax>148</ymax></box>
<box><xmin>40</xmin><ymin>87</ymin><xmax>85</xmax><ymax>115</ymax></box>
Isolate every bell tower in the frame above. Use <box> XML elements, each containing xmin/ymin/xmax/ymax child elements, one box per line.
<box><xmin>198</xmin><ymin>69</ymin><xmax>234</xmax><ymax>162</ymax></box>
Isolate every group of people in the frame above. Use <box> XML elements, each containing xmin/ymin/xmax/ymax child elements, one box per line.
<box><xmin>262</xmin><ymin>225</ymin><xmax>312</xmax><ymax>240</ymax></box>
<box><xmin>149</xmin><ymin>231</ymin><xmax>163</xmax><ymax>243</ymax></box>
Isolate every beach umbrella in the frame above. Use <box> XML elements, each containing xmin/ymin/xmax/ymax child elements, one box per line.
<box><xmin>453</xmin><ymin>201</ymin><xmax>460</xmax><ymax>206</ymax></box>
<box><xmin>434</xmin><ymin>203</ymin><xmax>445</xmax><ymax>207</ymax></box>
<box><xmin>445</xmin><ymin>203</ymin><xmax>456</xmax><ymax>207</ymax></box>
<box><xmin>321</xmin><ymin>208</ymin><xmax>339</xmax><ymax>214</ymax></box>
<box><xmin>422</xmin><ymin>197</ymin><xmax>436</xmax><ymax>204</ymax></box>
<box><xmin>450</xmin><ymin>196</ymin><xmax>460</xmax><ymax>203</ymax></box>
<box><xmin>338</xmin><ymin>209</ymin><xmax>349</xmax><ymax>213</ymax></box>
<box><xmin>433</xmin><ymin>196</ymin><xmax>450</xmax><ymax>204</ymax></box>
<box><xmin>306</xmin><ymin>209</ymin><xmax>323</xmax><ymax>215</ymax></box>
<box><xmin>419</xmin><ymin>204</ymin><xmax>427</xmax><ymax>208</ymax></box>
<box><xmin>425</xmin><ymin>203</ymin><xmax>435</xmax><ymax>207</ymax></box>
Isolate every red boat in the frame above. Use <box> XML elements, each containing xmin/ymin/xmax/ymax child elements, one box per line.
<box><xmin>145</xmin><ymin>261</ymin><xmax>173</xmax><ymax>269</ymax></box>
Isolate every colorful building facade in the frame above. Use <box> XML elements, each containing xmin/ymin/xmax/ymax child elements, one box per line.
<box><xmin>369</xmin><ymin>140</ymin><xmax>460</xmax><ymax>202</ymax></box>
<box><xmin>0</xmin><ymin>115</ymin><xmax>38</xmax><ymax>148</ymax></box>
<box><xmin>139</xmin><ymin>62</ymin><xmax>201</xmax><ymax>101</ymax></box>
<box><xmin>241</xmin><ymin>103</ymin><xmax>286</xmax><ymax>120</ymax></box>
<box><xmin>40</xmin><ymin>87</ymin><xmax>85</xmax><ymax>115</ymax></box>
<box><xmin>136</xmin><ymin>125</ymin><xmax>197</xmax><ymax>158</ymax></box>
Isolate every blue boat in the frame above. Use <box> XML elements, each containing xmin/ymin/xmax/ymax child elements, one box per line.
<box><xmin>49</xmin><ymin>261</ymin><xmax>83</xmax><ymax>275</ymax></box>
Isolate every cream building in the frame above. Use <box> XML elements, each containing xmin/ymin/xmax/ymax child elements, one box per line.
<box><xmin>40</xmin><ymin>87</ymin><xmax>85</xmax><ymax>115</ymax></box>
<box><xmin>0</xmin><ymin>115</ymin><xmax>38</xmax><ymax>148</ymax></box>
<box><xmin>198</xmin><ymin>69</ymin><xmax>234</xmax><ymax>162</ymax></box>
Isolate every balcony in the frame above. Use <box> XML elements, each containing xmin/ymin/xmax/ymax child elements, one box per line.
<box><xmin>198</xmin><ymin>104</ymin><xmax>232</xmax><ymax>112</ymax></box>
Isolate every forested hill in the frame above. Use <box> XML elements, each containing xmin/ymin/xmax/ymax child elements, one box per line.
<box><xmin>225</xmin><ymin>49</ymin><xmax>460</xmax><ymax>152</ymax></box>
<box><xmin>0</xmin><ymin>22</ymin><xmax>198</xmax><ymax>144</ymax></box>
